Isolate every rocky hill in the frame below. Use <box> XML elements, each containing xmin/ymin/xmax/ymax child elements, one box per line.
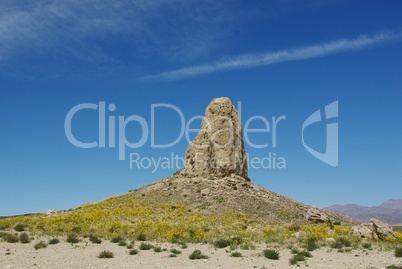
<box><xmin>324</xmin><ymin>199</ymin><xmax>402</xmax><ymax>225</ymax></box>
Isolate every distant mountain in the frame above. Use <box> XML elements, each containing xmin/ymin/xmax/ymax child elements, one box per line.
<box><xmin>323</xmin><ymin>199</ymin><xmax>402</xmax><ymax>225</ymax></box>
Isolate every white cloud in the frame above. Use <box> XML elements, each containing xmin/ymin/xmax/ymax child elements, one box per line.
<box><xmin>144</xmin><ymin>31</ymin><xmax>402</xmax><ymax>80</ymax></box>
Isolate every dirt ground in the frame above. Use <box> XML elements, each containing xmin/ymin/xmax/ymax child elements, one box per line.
<box><xmin>0</xmin><ymin>237</ymin><xmax>401</xmax><ymax>269</ymax></box>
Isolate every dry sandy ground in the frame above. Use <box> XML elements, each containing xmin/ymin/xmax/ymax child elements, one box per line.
<box><xmin>0</xmin><ymin>237</ymin><xmax>401</xmax><ymax>269</ymax></box>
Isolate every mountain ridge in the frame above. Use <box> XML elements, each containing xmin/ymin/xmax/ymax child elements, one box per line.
<box><xmin>323</xmin><ymin>199</ymin><xmax>402</xmax><ymax>225</ymax></box>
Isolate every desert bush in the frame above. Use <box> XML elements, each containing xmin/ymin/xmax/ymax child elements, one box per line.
<box><xmin>240</xmin><ymin>242</ymin><xmax>256</xmax><ymax>250</ymax></box>
<box><xmin>395</xmin><ymin>247</ymin><xmax>402</xmax><ymax>258</ymax></box>
<box><xmin>189</xmin><ymin>249</ymin><xmax>208</xmax><ymax>260</ymax></box>
<box><xmin>34</xmin><ymin>241</ymin><xmax>48</xmax><ymax>250</ymax></box>
<box><xmin>331</xmin><ymin>237</ymin><xmax>351</xmax><ymax>249</ymax></box>
<box><xmin>214</xmin><ymin>238</ymin><xmax>231</xmax><ymax>248</ymax></box>
<box><xmin>180</xmin><ymin>242</ymin><xmax>188</xmax><ymax>249</ymax></box>
<box><xmin>169</xmin><ymin>254</ymin><xmax>177</xmax><ymax>258</ymax></box>
<box><xmin>118</xmin><ymin>241</ymin><xmax>127</xmax><ymax>247</ymax></box>
<box><xmin>263</xmin><ymin>249</ymin><xmax>279</xmax><ymax>260</ymax></box>
<box><xmin>129</xmin><ymin>249</ymin><xmax>138</xmax><ymax>255</ymax></box>
<box><xmin>289</xmin><ymin>254</ymin><xmax>305</xmax><ymax>265</ymax></box>
<box><xmin>49</xmin><ymin>238</ymin><xmax>60</xmax><ymax>245</ymax></box>
<box><xmin>230</xmin><ymin>251</ymin><xmax>242</xmax><ymax>257</ymax></box>
<box><xmin>111</xmin><ymin>236</ymin><xmax>123</xmax><ymax>243</ymax></box>
<box><xmin>6</xmin><ymin>234</ymin><xmax>19</xmax><ymax>243</ymax></box>
<box><xmin>19</xmin><ymin>233</ymin><xmax>30</xmax><ymax>244</ymax></box>
<box><xmin>126</xmin><ymin>244</ymin><xmax>134</xmax><ymax>249</ymax></box>
<box><xmin>170</xmin><ymin>249</ymin><xmax>182</xmax><ymax>255</ymax></box>
<box><xmin>14</xmin><ymin>224</ymin><xmax>24</xmax><ymax>232</ymax></box>
<box><xmin>67</xmin><ymin>234</ymin><xmax>80</xmax><ymax>243</ymax></box>
<box><xmin>139</xmin><ymin>243</ymin><xmax>153</xmax><ymax>250</ymax></box>
<box><xmin>89</xmin><ymin>234</ymin><xmax>102</xmax><ymax>244</ymax></box>
<box><xmin>362</xmin><ymin>242</ymin><xmax>372</xmax><ymax>250</ymax></box>
<box><xmin>137</xmin><ymin>233</ymin><xmax>147</xmax><ymax>241</ymax></box>
<box><xmin>98</xmin><ymin>250</ymin><xmax>114</xmax><ymax>258</ymax></box>
<box><xmin>305</xmin><ymin>237</ymin><xmax>319</xmax><ymax>251</ymax></box>
<box><xmin>153</xmin><ymin>246</ymin><xmax>162</xmax><ymax>252</ymax></box>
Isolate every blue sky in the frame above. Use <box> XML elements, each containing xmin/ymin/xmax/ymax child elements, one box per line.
<box><xmin>0</xmin><ymin>0</ymin><xmax>401</xmax><ymax>216</ymax></box>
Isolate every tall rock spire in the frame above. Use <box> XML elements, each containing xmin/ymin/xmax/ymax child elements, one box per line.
<box><xmin>183</xmin><ymin>97</ymin><xmax>249</xmax><ymax>180</ymax></box>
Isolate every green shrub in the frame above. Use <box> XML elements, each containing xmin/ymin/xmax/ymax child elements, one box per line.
<box><xmin>263</xmin><ymin>249</ymin><xmax>279</xmax><ymax>260</ymax></box>
<box><xmin>289</xmin><ymin>254</ymin><xmax>306</xmax><ymax>265</ymax></box>
<box><xmin>395</xmin><ymin>247</ymin><xmax>402</xmax><ymax>258</ymax></box>
<box><xmin>169</xmin><ymin>254</ymin><xmax>177</xmax><ymax>258</ymax></box>
<box><xmin>14</xmin><ymin>224</ymin><xmax>24</xmax><ymax>232</ymax></box>
<box><xmin>230</xmin><ymin>251</ymin><xmax>242</xmax><ymax>257</ymax></box>
<box><xmin>34</xmin><ymin>241</ymin><xmax>48</xmax><ymax>250</ymax></box>
<box><xmin>305</xmin><ymin>237</ymin><xmax>319</xmax><ymax>251</ymax></box>
<box><xmin>214</xmin><ymin>239</ymin><xmax>231</xmax><ymax>248</ymax></box>
<box><xmin>118</xmin><ymin>241</ymin><xmax>127</xmax><ymax>247</ymax></box>
<box><xmin>111</xmin><ymin>236</ymin><xmax>123</xmax><ymax>243</ymax></box>
<box><xmin>139</xmin><ymin>243</ymin><xmax>153</xmax><ymax>250</ymax></box>
<box><xmin>153</xmin><ymin>246</ymin><xmax>162</xmax><ymax>252</ymax></box>
<box><xmin>362</xmin><ymin>242</ymin><xmax>372</xmax><ymax>250</ymax></box>
<box><xmin>129</xmin><ymin>249</ymin><xmax>138</xmax><ymax>255</ymax></box>
<box><xmin>137</xmin><ymin>233</ymin><xmax>147</xmax><ymax>241</ymax></box>
<box><xmin>89</xmin><ymin>235</ymin><xmax>102</xmax><ymax>244</ymax></box>
<box><xmin>170</xmin><ymin>249</ymin><xmax>182</xmax><ymax>255</ymax></box>
<box><xmin>331</xmin><ymin>237</ymin><xmax>351</xmax><ymax>249</ymax></box>
<box><xmin>67</xmin><ymin>234</ymin><xmax>80</xmax><ymax>244</ymax></box>
<box><xmin>6</xmin><ymin>234</ymin><xmax>19</xmax><ymax>243</ymax></box>
<box><xmin>126</xmin><ymin>244</ymin><xmax>134</xmax><ymax>249</ymax></box>
<box><xmin>19</xmin><ymin>233</ymin><xmax>30</xmax><ymax>244</ymax></box>
<box><xmin>98</xmin><ymin>250</ymin><xmax>114</xmax><ymax>258</ymax></box>
<box><xmin>49</xmin><ymin>238</ymin><xmax>60</xmax><ymax>245</ymax></box>
<box><xmin>189</xmin><ymin>249</ymin><xmax>208</xmax><ymax>260</ymax></box>
<box><xmin>180</xmin><ymin>242</ymin><xmax>188</xmax><ymax>249</ymax></box>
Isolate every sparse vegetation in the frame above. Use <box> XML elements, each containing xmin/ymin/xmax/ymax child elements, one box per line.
<box><xmin>153</xmin><ymin>246</ymin><xmax>162</xmax><ymax>252</ymax></box>
<box><xmin>170</xmin><ymin>249</ymin><xmax>182</xmax><ymax>255</ymax></box>
<box><xmin>111</xmin><ymin>236</ymin><xmax>123</xmax><ymax>243</ymax></box>
<box><xmin>214</xmin><ymin>238</ymin><xmax>231</xmax><ymax>248</ymax></box>
<box><xmin>89</xmin><ymin>234</ymin><xmax>102</xmax><ymax>244</ymax></box>
<box><xmin>19</xmin><ymin>233</ymin><xmax>30</xmax><ymax>244</ymax></box>
<box><xmin>67</xmin><ymin>234</ymin><xmax>80</xmax><ymax>243</ymax></box>
<box><xmin>230</xmin><ymin>251</ymin><xmax>242</xmax><ymax>257</ymax></box>
<box><xmin>289</xmin><ymin>254</ymin><xmax>305</xmax><ymax>265</ymax></box>
<box><xmin>139</xmin><ymin>243</ymin><xmax>153</xmax><ymax>250</ymax></box>
<box><xmin>5</xmin><ymin>234</ymin><xmax>19</xmax><ymax>243</ymax></box>
<box><xmin>362</xmin><ymin>242</ymin><xmax>372</xmax><ymax>250</ymax></box>
<box><xmin>263</xmin><ymin>249</ymin><xmax>279</xmax><ymax>260</ymax></box>
<box><xmin>34</xmin><ymin>241</ymin><xmax>48</xmax><ymax>250</ymax></box>
<box><xmin>304</xmin><ymin>237</ymin><xmax>319</xmax><ymax>251</ymax></box>
<box><xmin>137</xmin><ymin>233</ymin><xmax>147</xmax><ymax>241</ymax></box>
<box><xmin>118</xmin><ymin>241</ymin><xmax>127</xmax><ymax>247</ymax></box>
<box><xmin>395</xmin><ymin>246</ymin><xmax>402</xmax><ymax>258</ymax></box>
<box><xmin>189</xmin><ymin>249</ymin><xmax>208</xmax><ymax>260</ymax></box>
<box><xmin>98</xmin><ymin>250</ymin><xmax>114</xmax><ymax>258</ymax></box>
<box><xmin>49</xmin><ymin>238</ymin><xmax>60</xmax><ymax>245</ymax></box>
<box><xmin>14</xmin><ymin>224</ymin><xmax>24</xmax><ymax>232</ymax></box>
<box><xmin>129</xmin><ymin>249</ymin><xmax>138</xmax><ymax>255</ymax></box>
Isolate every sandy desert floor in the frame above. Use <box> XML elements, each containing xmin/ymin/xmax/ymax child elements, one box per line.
<box><xmin>1</xmin><ymin>237</ymin><xmax>401</xmax><ymax>269</ymax></box>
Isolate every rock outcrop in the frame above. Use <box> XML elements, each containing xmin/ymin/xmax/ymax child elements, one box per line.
<box><xmin>306</xmin><ymin>207</ymin><xmax>330</xmax><ymax>223</ymax></box>
<box><xmin>370</xmin><ymin>218</ymin><xmax>395</xmax><ymax>239</ymax></box>
<box><xmin>352</xmin><ymin>223</ymin><xmax>377</xmax><ymax>239</ymax></box>
<box><xmin>183</xmin><ymin>97</ymin><xmax>249</xmax><ymax>180</ymax></box>
<box><xmin>352</xmin><ymin>219</ymin><xmax>395</xmax><ymax>240</ymax></box>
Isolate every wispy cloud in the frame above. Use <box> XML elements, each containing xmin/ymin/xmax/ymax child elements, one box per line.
<box><xmin>144</xmin><ymin>30</ymin><xmax>402</xmax><ymax>80</ymax></box>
